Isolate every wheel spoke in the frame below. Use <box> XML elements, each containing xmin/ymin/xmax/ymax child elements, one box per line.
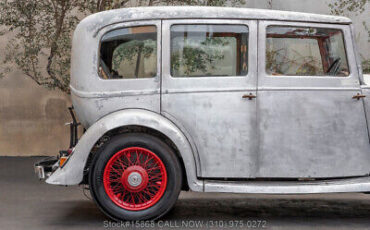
<box><xmin>149</xmin><ymin>173</ymin><xmax>163</xmax><ymax>180</ymax></box>
<box><xmin>135</xmin><ymin>149</ymin><xmax>140</xmax><ymax>165</ymax></box>
<box><xmin>108</xmin><ymin>178</ymin><xmax>121</xmax><ymax>183</ymax></box>
<box><xmin>110</xmin><ymin>167</ymin><xmax>123</xmax><ymax>175</ymax></box>
<box><xmin>103</xmin><ymin>147</ymin><xmax>167</xmax><ymax>211</ymax></box>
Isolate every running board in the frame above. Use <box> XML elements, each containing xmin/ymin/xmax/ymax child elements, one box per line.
<box><xmin>204</xmin><ymin>177</ymin><xmax>370</xmax><ymax>194</ymax></box>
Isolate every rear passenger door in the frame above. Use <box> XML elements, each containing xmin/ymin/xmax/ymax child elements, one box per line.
<box><xmin>257</xmin><ymin>21</ymin><xmax>370</xmax><ymax>178</ymax></box>
<box><xmin>161</xmin><ymin>20</ymin><xmax>258</xmax><ymax>178</ymax></box>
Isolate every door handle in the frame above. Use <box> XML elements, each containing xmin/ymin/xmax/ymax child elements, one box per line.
<box><xmin>242</xmin><ymin>93</ymin><xmax>256</xmax><ymax>100</ymax></box>
<box><xmin>352</xmin><ymin>93</ymin><xmax>366</xmax><ymax>100</ymax></box>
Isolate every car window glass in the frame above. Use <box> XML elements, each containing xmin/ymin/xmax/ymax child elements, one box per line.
<box><xmin>170</xmin><ymin>24</ymin><xmax>249</xmax><ymax>77</ymax></box>
<box><xmin>99</xmin><ymin>26</ymin><xmax>157</xmax><ymax>79</ymax></box>
<box><xmin>266</xmin><ymin>26</ymin><xmax>349</xmax><ymax>77</ymax></box>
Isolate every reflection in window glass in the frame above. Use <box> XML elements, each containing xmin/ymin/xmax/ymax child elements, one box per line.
<box><xmin>171</xmin><ymin>24</ymin><xmax>248</xmax><ymax>77</ymax></box>
<box><xmin>99</xmin><ymin>26</ymin><xmax>157</xmax><ymax>79</ymax></box>
<box><xmin>266</xmin><ymin>26</ymin><xmax>349</xmax><ymax>76</ymax></box>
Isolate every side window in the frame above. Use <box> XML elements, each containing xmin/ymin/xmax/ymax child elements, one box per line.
<box><xmin>266</xmin><ymin>26</ymin><xmax>349</xmax><ymax>77</ymax></box>
<box><xmin>170</xmin><ymin>24</ymin><xmax>248</xmax><ymax>77</ymax></box>
<box><xmin>99</xmin><ymin>26</ymin><xmax>157</xmax><ymax>79</ymax></box>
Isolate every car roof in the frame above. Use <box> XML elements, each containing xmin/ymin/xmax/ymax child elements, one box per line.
<box><xmin>78</xmin><ymin>6</ymin><xmax>351</xmax><ymax>35</ymax></box>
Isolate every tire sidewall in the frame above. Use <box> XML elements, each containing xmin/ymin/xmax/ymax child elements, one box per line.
<box><xmin>89</xmin><ymin>133</ymin><xmax>182</xmax><ymax>221</ymax></box>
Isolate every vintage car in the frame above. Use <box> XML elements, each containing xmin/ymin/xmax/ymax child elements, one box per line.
<box><xmin>35</xmin><ymin>6</ymin><xmax>370</xmax><ymax>220</ymax></box>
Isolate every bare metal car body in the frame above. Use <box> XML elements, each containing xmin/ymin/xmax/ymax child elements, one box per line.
<box><xmin>42</xmin><ymin>6</ymin><xmax>370</xmax><ymax>194</ymax></box>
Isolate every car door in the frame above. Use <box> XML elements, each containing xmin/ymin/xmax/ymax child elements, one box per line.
<box><xmin>161</xmin><ymin>19</ymin><xmax>258</xmax><ymax>178</ymax></box>
<box><xmin>257</xmin><ymin>20</ymin><xmax>370</xmax><ymax>178</ymax></box>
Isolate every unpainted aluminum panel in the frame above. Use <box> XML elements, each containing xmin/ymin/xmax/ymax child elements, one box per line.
<box><xmin>162</xmin><ymin>92</ymin><xmax>258</xmax><ymax>178</ymax></box>
<box><xmin>75</xmin><ymin>7</ymin><xmax>351</xmax><ymax>39</ymax></box>
<box><xmin>256</xmin><ymin>21</ymin><xmax>370</xmax><ymax>178</ymax></box>
<box><xmin>71</xmin><ymin>92</ymin><xmax>160</xmax><ymax>128</ymax></box>
<box><xmin>161</xmin><ymin>19</ymin><xmax>258</xmax><ymax>178</ymax></box>
<box><xmin>46</xmin><ymin>109</ymin><xmax>203</xmax><ymax>192</ymax></box>
<box><xmin>257</xmin><ymin>89</ymin><xmax>370</xmax><ymax>178</ymax></box>
<box><xmin>70</xmin><ymin>20</ymin><xmax>162</xmax><ymax>128</ymax></box>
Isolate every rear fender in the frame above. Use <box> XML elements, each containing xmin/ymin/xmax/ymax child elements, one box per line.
<box><xmin>46</xmin><ymin>109</ymin><xmax>203</xmax><ymax>191</ymax></box>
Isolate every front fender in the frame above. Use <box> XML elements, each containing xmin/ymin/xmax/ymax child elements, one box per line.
<box><xmin>46</xmin><ymin>109</ymin><xmax>203</xmax><ymax>192</ymax></box>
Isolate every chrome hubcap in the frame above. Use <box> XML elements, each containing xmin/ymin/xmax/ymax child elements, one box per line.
<box><xmin>127</xmin><ymin>172</ymin><xmax>142</xmax><ymax>187</ymax></box>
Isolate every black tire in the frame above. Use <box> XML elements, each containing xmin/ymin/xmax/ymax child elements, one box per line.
<box><xmin>89</xmin><ymin>133</ymin><xmax>182</xmax><ymax>221</ymax></box>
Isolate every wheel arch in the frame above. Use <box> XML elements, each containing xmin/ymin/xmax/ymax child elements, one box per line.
<box><xmin>46</xmin><ymin>109</ymin><xmax>203</xmax><ymax>192</ymax></box>
<box><xmin>83</xmin><ymin>125</ymin><xmax>190</xmax><ymax>191</ymax></box>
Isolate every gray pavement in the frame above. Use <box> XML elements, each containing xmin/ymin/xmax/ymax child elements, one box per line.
<box><xmin>1</xmin><ymin>156</ymin><xmax>370</xmax><ymax>230</ymax></box>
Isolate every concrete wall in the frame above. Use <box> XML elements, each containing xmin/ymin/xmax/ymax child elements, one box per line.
<box><xmin>0</xmin><ymin>0</ymin><xmax>369</xmax><ymax>156</ymax></box>
<box><xmin>0</xmin><ymin>70</ymin><xmax>71</xmax><ymax>156</ymax></box>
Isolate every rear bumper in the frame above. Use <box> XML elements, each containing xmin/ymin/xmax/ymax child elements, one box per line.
<box><xmin>34</xmin><ymin>156</ymin><xmax>59</xmax><ymax>180</ymax></box>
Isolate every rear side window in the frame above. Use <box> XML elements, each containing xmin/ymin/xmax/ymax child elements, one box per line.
<box><xmin>170</xmin><ymin>24</ymin><xmax>249</xmax><ymax>77</ymax></box>
<box><xmin>266</xmin><ymin>26</ymin><xmax>349</xmax><ymax>77</ymax></box>
<box><xmin>99</xmin><ymin>26</ymin><xmax>157</xmax><ymax>79</ymax></box>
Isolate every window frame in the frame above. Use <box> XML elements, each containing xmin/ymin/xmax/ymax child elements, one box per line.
<box><xmin>169</xmin><ymin>24</ymin><xmax>250</xmax><ymax>78</ymax></box>
<box><xmin>162</xmin><ymin>19</ymin><xmax>257</xmax><ymax>94</ymax></box>
<box><xmin>258</xmin><ymin>21</ymin><xmax>360</xmax><ymax>89</ymax></box>
<box><xmin>97</xmin><ymin>22</ymin><xmax>161</xmax><ymax>81</ymax></box>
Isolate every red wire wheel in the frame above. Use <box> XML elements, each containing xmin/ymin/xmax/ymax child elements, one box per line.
<box><xmin>103</xmin><ymin>147</ymin><xmax>168</xmax><ymax>211</ymax></box>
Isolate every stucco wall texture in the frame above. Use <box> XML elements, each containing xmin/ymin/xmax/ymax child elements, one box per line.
<box><xmin>0</xmin><ymin>71</ymin><xmax>71</xmax><ymax>156</ymax></box>
<box><xmin>0</xmin><ymin>0</ymin><xmax>369</xmax><ymax>156</ymax></box>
